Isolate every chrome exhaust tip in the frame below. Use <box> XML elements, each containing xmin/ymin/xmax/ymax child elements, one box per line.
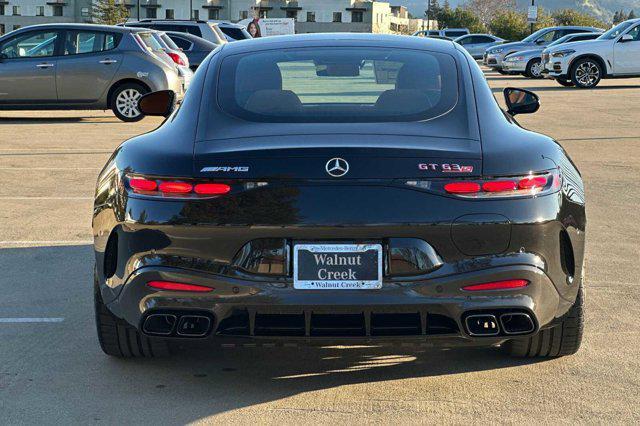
<box><xmin>465</xmin><ymin>314</ymin><xmax>500</xmax><ymax>336</ymax></box>
<box><xmin>500</xmin><ymin>312</ymin><xmax>535</xmax><ymax>335</ymax></box>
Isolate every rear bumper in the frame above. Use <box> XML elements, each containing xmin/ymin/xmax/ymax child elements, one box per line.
<box><xmin>106</xmin><ymin>259</ymin><xmax>563</xmax><ymax>345</ymax></box>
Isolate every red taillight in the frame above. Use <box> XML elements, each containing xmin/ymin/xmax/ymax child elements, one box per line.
<box><xmin>158</xmin><ymin>182</ymin><xmax>193</xmax><ymax>193</ymax></box>
<box><xmin>462</xmin><ymin>279</ymin><xmax>529</xmax><ymax>291</ymax></box>
<box><xmin>482</xmin><ymin>180</ymin><xmax>517</xmax><ymax>192</ymax></box>
<box><xmin>167</xmin><ymin>52</ymin><xmax>186</xmax><ymax>66</ymax></box>
<box><xmin>129</xmin><ymin>178</ymin><xmax>157</xmax><ymax>192</ymax></box>
<box><xmin>444</xmin><ymin>182</ymin><xmax>481</xmax><ymax>194</ymax></box>
<box><xmin>147</xmin><ymin>281</ymin><xmax>213</xmax><ymax>292</ymax></box>
<box><xmin>518</xmin><ymin>176</ymin><xmax>548</xmax><ymax>189</ymax></box>
<box><xmin>194</xmin><ymin>183</ymin><xmax>231</xmax><ymax>195</ymax></box>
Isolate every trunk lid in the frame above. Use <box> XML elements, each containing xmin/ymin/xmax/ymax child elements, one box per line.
<box><xmin>194</xmin><ymin>134</ymin><xmax>482</xmax><ymax>179</ymax></box>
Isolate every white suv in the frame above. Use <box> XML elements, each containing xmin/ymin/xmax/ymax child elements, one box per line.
<box><xmin>543</xmin><ymin>19</ymin><xmax>640</xmax><ymax>88</ymax></box>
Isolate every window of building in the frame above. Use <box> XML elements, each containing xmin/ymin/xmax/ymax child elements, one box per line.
<box><xmin>333</xmin><ymin>12</ymin><xmax>342</xmax><ymax>22</ymax></box>
<box><xmin>146</xmin><ymin>8</ymin><xmax>156</xmax><ymax>18</ymax></box>
<box><xmin>208</xmin><ymin>8</ymin><xmax>219</xmax><ymax>20</ymax></box>
<box><xmin>285</xmin><ymin>10</ymin><xmax>297</xmax><ymax>20</ymax></box>
<box><xmin>306</xmin><ymin>11</ymin><xmax>315</xmax><ymax>22</ymax></box>
<box><xmin>53</xmin><ymin>5</ymin><xmax>63</xmax><ymax>17</ymax></box>
<box><xmin>352</xmin><ymin>11</ymin><xmax>363</xmax><ymax>22</ymax></box>
<box><xmin>81</xmin><ymin>7</ymin><xmax>89</xmax><ymax>17</ymax></box>
<box><xmin>0</xmin><ymin>5</ymin><xmax>4</xmax><ymax>16</ymax></box>
<box><xmin>36</xmin><ymin>6</ymin><xmax>44</xmax><ymax>16</ymax></box>
<box><xmin>13</xmin><ymin>25</ymin><xmax>20</xmax><ymax>31</ymax></box>
<box><xmin>0</xmin><ymin>24</ymin><xmax>5</xmax><ymax>36</ymax></box>
<box><xmin>12</xmin><ymin>5</ymin><xmax>20</xmax><ymax>16</ymax></box>
<box><xmin>259</xmin><ymin>9</ymin><xmax>267</xmax><ymax>18</ymax></box>
<box><xmin>165</xmin><ymin>9</ymin><xmax>174</xmax><ymax>19</ymax></box>
<box><xmin>193</xmin><ymin>9</ymin><xmax>199</xmax><ymax>20</ymax></box>
<box><xmin>239</xmin><ymin>10</ymin><xmax>248</xmax><ymax>20</ymax></box>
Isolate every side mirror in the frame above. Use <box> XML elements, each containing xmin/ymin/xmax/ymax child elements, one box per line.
<box><xmin>137</xmin><ymin>90</ymin><xmax>175</xmax><ymax>117</ymax></box>
<box><xmin>619</xmin><ymin>34</ymin><xmax>634</xmax><ymax>43</ymax></box>
<box><xmin>503</xmin><ymin>87</ymin><xmax>540</xmax><ymax>116</ymax></box>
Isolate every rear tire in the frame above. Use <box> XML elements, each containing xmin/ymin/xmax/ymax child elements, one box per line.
<box><xmin>570</xmin><ymin>58</ymin><xmax>602</xmax><ymax>89</ymax></box>
<box><xmin>111</xmin><ymin>83</ymin><xmax>147</xmax><ymax>122</ymax></box>
<box><xmin>503</xmin><ymin>282</ymin><xmax>584</xmax><ymax>358</ymax></box>
<box><xmin>94</xmin><ymin>268</ymin><xmax>169</xmax><ymax>358</ymax></box>
<box><xmin>525</xmin><ymin>58</ymin><xmax>543</xmax><ymax>79</ymax></box>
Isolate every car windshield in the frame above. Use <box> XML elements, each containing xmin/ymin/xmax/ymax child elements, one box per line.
<box><xmin>522</xmin><ymin>28</ymin><xmax>551</xmax><ymax>43</ymax></box>
<box><xmin>598</xmin><ymin>21</ymin><xmax>635</xmax><ymax>40</ymax></box>
<box><xmin>217</xmin><ymin>47</ymin><xmax>458</xmax><ymax>123</ymax></box>
<box><xmin>548</xmin><ymin>34</ymin><xmax>579</xmax><ymax>47</ymax></box>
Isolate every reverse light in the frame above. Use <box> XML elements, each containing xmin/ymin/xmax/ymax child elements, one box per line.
<box><xmin>147</xmin><ymin>280</ymin><xmax>214</xmax><ymax>292</ymax></box>
<box><xmin>462</xmin><ymin>279</ymin><xmax>529</xmax><ymax>291</ymax></box>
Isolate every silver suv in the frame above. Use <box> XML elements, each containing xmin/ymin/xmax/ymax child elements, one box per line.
<box><xmin>0</xmin><ymin>23</ymin><xmax>183</xmax><ymax>122</ymax></box>
<box><xmin>484</xmin><ymin>26</ymin><xmax>602</xmax><ymax>74</ymax></box>
<box><xmin>123</xmin><ymin>20</ymin><xmax>228</xmax><ymax>45</ymax></box>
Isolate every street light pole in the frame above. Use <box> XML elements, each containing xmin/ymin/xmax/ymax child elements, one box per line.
<box><xmin>425</xmin><ymin>0</ymin><xmax>430</xmax><ymax>31</ymax></box>
<box><xmin>137</xmin><ymin>0</ymin><xmax>140</xmax><ymax>19</ymax></box>
<box><xmin>530</xmin><ymin>0</ymin><xmax>535</xmax><ymax>34</ymax></box>
<box><xmin>190</xmin><ymin>0</ymin><xmax>193</xmax><ymax>20</ymax></box>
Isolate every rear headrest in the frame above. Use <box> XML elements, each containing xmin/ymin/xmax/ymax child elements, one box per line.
<box><xmin>244</xmin><ymin>90</ymin><xmax>302</xmax><ymax>115</ymax></box>
<box><xmin>395</xmin><ymin>61</ymin><xmax>441</xmax><ymax>91</ymax></box>
<box><xmin>236</xmin><ymin>58</ymin><xmax>283</xmax><ymax>106</ymax></box>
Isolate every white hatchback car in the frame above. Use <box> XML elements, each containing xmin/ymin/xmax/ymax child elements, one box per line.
<box><xmin>543</xmin><ymin>18</ymin><xmax>640</xmax><ymax>88</ymax></box>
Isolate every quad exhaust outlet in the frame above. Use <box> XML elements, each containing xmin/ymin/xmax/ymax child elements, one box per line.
<box><xmin>142</xmin><ymin>312</ymin><xmax>213</xmax><ymax>338</ymax></box>
<box><xmin>464</xmin><ymin>311</ymin><xmax>536</xmax><ymax>337</ymax></box>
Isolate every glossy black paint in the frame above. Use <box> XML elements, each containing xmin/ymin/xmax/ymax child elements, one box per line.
<box><xmin>93</xmin><ymin>34</ymin><xmax>586</xmax><ymax>346</ymax></box>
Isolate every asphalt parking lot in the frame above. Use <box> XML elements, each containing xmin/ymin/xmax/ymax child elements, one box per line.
<box><xmin>1</xmin><ymin>71</ymin><xmax>639</xmax><ymax>424</ymax></box>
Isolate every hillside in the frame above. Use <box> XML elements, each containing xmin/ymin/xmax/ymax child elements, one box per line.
<box><xmin>400</xmin><ymin>0</ymin><xmax>639</xmax><ymax>22</ymax></box>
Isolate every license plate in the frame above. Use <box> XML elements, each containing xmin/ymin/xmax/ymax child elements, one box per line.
<box><xmin>293</xmin><ymin>244</ymin><xmax>383</xmax><ymax>290</ymax></box>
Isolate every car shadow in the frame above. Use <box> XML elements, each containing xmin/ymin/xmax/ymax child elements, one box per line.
<box><xmin>491</xmin><ymin>84</ymin><xmax>640</xmax><ymax>93</ymax></box>
<box><xmin>0</xmin><ymin>115</ymin><xmax>120</xmax><ymax>124</ymax></box>
<box><xmin>0</xmin><ymin>244</ymin><xmax>549</xmax><ymax>423</ymax></box>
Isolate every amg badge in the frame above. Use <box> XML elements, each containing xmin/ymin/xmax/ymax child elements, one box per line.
<box><xmin>201</xmin><ymin>166</ymin><xmax>249</xmax><ymax>172</ymax></box>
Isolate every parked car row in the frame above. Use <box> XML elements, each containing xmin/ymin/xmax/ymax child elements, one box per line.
<box><xmin>481</xmin><ymin>19</ymin><xmax>640</xmax><ymax>88</ymax></box>
<box><xmin>0</xmin><ymin>19</ymin><xmax>250</xmax><ymax>121</ymax></box>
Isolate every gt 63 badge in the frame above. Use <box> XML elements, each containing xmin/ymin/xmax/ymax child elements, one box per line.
<box><xmin>419</xmin><ymin>163</ymin><xmax>474</xmax><ymax>173</ymax></box>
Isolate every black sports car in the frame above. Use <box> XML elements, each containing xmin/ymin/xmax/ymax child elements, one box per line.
<box><xmin>93</xmin><ymin>34</ymin><xmax>586</xmax><ymax>358</ymax></box>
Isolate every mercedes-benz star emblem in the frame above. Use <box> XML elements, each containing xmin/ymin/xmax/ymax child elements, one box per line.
<box><xmin>325</xmin><ymin>158</ymin><xmax>349</xmax><ymax>177</ymax></box>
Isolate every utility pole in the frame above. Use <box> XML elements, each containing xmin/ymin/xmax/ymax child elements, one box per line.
<box><xmin>530</xmin><ymin>0</ymin><xmax>535</xmax><ymax>34</ymax></box>
<box><xmin>137</xmin><ymin>0</ymin><xmax>140</xmax><ymax>20</ymax></box>
<box><xmin>190</xmin><ymin>0</ymin><xmax>193</xmax><ymax>20</ymax></box>
<box><xmin>425</xmin><ymin>0</ymin><xmax>430</xmax><ymax>31</ymax></box>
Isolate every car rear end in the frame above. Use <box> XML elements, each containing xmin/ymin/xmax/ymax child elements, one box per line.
<box><xmin>95</xmin><ymin>40</ymin><xmax>584</xmax><ymax>347</ymax></box>
<box><xmin>130</xmin><ymin>30</ymin><xmax>185</xmax><ymax>98</ymax></box>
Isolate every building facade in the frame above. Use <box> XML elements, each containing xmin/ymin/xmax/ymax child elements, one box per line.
<box><xmin>0</xmin><ymin>0</ymin><xmax>429</xmax><ymax>36</ymax></box>
<box><xmin>0</xmin><ymin>0</ymin><xmax>93</xmax><ymax>35</ymax></box>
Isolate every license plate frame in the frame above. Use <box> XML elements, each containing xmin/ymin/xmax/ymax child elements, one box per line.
<box><xmin>293</xmin><ymin>243</ymin><xmax>383</xmax><ymax>290</ymax></box>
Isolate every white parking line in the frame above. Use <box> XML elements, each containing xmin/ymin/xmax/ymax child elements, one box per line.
<box><xmin>0</xmin><ymin>197</ymin><xmax>92</xmax><ymax>200</ymax></box>
<box><xmin>0</xmin><ymin>318</ymin><xmax>64</xmax><ymax>323</ymax></box>
<box><xmin>0</xmin><ymin>240</ymin><xmax>92</xmax><ymax>245</ymax></box>
<box><xmin>0</xmin><ymin>167</ymin><xmax>101</xmax><ymax>170</ymax></box>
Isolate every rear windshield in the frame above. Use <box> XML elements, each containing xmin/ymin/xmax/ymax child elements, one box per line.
<box><xmin>220</xmin><ymin>26</ymin><xmax>250</xmax><ymax>40</ymax></box>
<box><xmin>217</xmin><ymin>47</ymin><xmax>458</xmax><ymax>123</ymax></box>
<box><xmin>137</xmin><ymin>32</ymin><xmax>164</xmax><ymax>51</ymax></box>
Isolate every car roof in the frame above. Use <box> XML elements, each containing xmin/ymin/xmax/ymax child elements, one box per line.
<box><xmin>219</xmin><ymin>33</ymin><xmax>457</xmax><ymax>55</ymax></box>
<box><xmin>2</xmin><ymin>23</ymin><xmax>135</xmax><ymax>34</ymax></box>
<box><xmin>164</xmin><ymin>31</ymin><xmax>218</xmax><ymax>47</ymax></box>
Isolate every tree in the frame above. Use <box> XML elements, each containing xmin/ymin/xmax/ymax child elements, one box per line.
<box><xmin>629</xmin><ymin>10</ymin><xmax>637</xmax><ymax>20</ymax></box>
<box><xmin>464</xmin><ymin>0</ymin><xmax>515</xmax><ymax>28</ymax></box>
<box><xmin>552</xmin><ymin>9</ymin><xmax>607</xmax><ymax>29</ymax></box>
<box><xmin>437</xmin><ymin>7</ymin><xmax>485</xmax><ymax>33</ymax></box>
<box><xmin>92</xmin><ymin>0</ymin><xmax>129</xmax><ymax>25</ymax></box>
<box><xmin>613</xmin><ymin>10</ymin><xmax>622</xmax><ymax>25</ymax></box>
<box><xmin>489</xmin><ymin>10</ymin><xmax>529</xmax><ymax>41</ymax></box>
